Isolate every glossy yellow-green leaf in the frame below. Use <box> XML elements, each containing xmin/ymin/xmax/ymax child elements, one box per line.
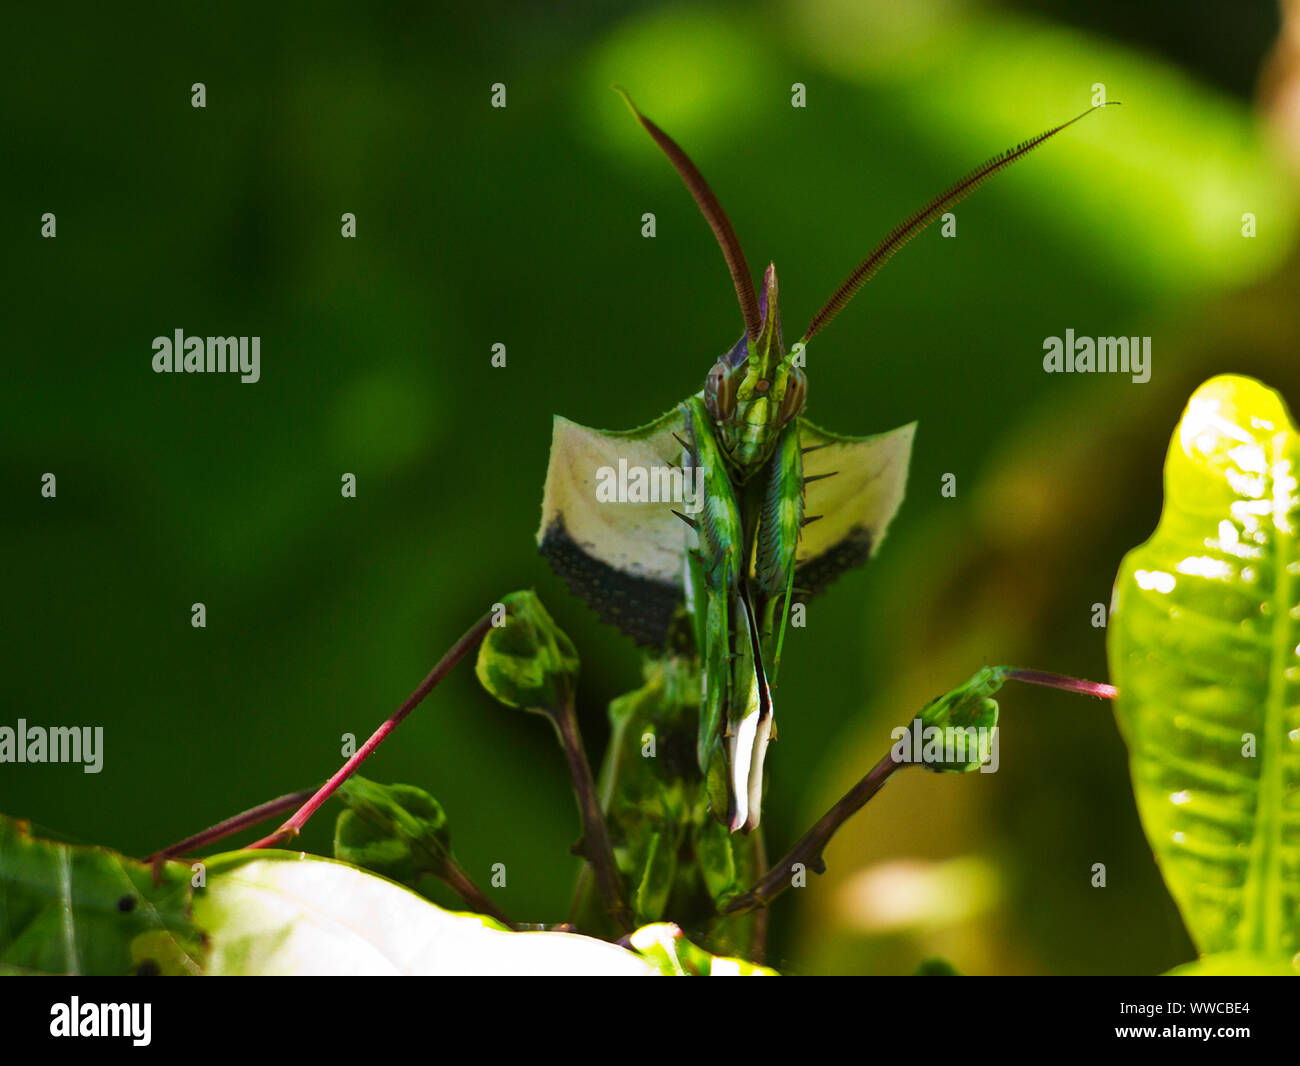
<box><xmin>1108</xmin><ymin>375</ymin><xmax>1300</xmax><ymax>961</ymax></box>
<box><xmin>627</xmin><ymin>922</ymin><xmax>777</xmax><ymax>976</ymax></box>
<box><xmin>1165</xmin><ymin>952</ymin><xmax>1299</xmax><ymax>976</ymax></box>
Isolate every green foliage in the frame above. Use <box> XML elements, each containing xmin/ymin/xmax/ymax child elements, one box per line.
<box><xmin>1109</xmin><ymin>374</ymin><xmax>1300</xmax><ymax>971</ymax></box>
<box><xmin>1</xmin><ymin>813</ymin><xmax>781</xmax><ymax>975</ymax></box>
<box><xmin>333</xmin><ymin>776</ymin><xmax>453</xmax><ymax>888</ymax></box>
<box><xmin>627</xmin><ymin>922</ymin><xmax>777</xmax><ymax>976</ymax></box>
<box><xmin>605</xmin><ymin>662</ymin><xmax>691</xmax><ymax>920</ymax></box>
<box><xmin>1165</xmin><ymin>953</ymin><xmax>1298</xmax><ymax>976</ymax></box>
<box><xmin>9</xmin><ymin>3</ymin><xmax>1297</xmax><ymax>979</ymax></box>
<box><xmin>912</xmin><ymin>665</ymin><xmax>1003</xmax><ymax>773</ymax></box>
<box><xmin>476</xmin><ymin>590</ymin><xmax>580</xmax><ymax>714</ymax></box>
<box><xmin>14</xmin><ymin>376</ymin><xmax>1300</xmax><ymax>975</ymax></box>
<box><xmin>914</xmin><ymin>957</ymin><xmax>961</xmax><ymax>976</ymax></box>
<box><xmin>0</xmin><ymin>816</ymin><xmax>205</xmax><ymax>975</ymax></box>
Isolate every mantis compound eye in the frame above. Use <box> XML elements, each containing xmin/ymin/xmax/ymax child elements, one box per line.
<box><xmin>704</xmin><ymin>358</ymin><xmax>738</xmax><ymax>421</ymax></box>
<box><xmin>778</xmin><ymin>365</ymin><xmax>807</xmax><ymax>423</ymax></box>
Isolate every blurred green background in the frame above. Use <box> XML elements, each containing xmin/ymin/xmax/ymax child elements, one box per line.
<box><xmin>4</xmin><ymin>0</ymin><xmax>1299</xmax><ymax>974</ymax></box>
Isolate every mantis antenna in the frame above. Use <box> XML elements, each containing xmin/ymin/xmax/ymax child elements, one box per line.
<box><xmin>802</xmin><ymin>102</ymin><xmax>1120</xmax><ymax>342</ymax></box>
<box><xmin>615</xmin><ymin>86</ymin><xmax>764</xmax><ymax>341</ymax></box>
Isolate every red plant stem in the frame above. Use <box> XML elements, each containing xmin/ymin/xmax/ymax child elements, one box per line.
<box><xmin>245</xmin><ymin>611</ymin><xmax>494</xmax><ymax>850</ymax></box>
<box><xmin>1004</xmin><ymin>668</ymin><xmax>1118</xmax><ymax>701</ymax></box>
<box><xmin>143</xmin><ymin>788</ymin><xmax>316</xmax><ymax>864</ymax></box>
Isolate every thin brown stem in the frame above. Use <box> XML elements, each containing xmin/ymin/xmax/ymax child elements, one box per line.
<box><xmin>749</xmin><ymin>827</ymin><xmax>769</xmax><ymax>962</ymax></box>
<box><xmin>245</xmin><ymin>611</ymin><xmax>494</xmax><ymax>850</ymax></box>
<box><xmin>143</xmin><ymin>788</ymin><xmax>316</xmax><ymax>865</ymax></box>
<box><xmin>429</xmin><ymin>857</ymin><xmax>517</xmax><ymax>930</ymax></box>
<box><xmin>551</xmin><ymin>694</ymin><xmax>634</xmax><ymax>933</ymax></box>
<box><xmin>723</xmin><ymin>753</ymin><xmax>907</xmax><ymax>915</ymax></box>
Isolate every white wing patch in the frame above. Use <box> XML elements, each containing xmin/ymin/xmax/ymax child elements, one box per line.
<box><xmin>537</xmin><ymin>407</ymin><xmax>693</xmax><ymax>645</ymax></box>
<box><xmin>794</xmin><ymin>417</ymin><xmax>916</xmax><ymax>594</ymax></box>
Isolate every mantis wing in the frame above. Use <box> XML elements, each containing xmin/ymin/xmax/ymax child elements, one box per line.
<box><xmin>793</xmin><ymin>417</ymin><xmax>916</xmax><ymax>595</ymax></box>
<box><xmin>537</xmin><ymin>406</ymin><xmax>689</xmax><ymax>646</ymax></box>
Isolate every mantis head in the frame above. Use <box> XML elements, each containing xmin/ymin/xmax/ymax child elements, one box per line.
<box><xmin>704</xmin><ymin>262</ymin><xmax>808</xmax><ymax>472</ymax></box>
<box><xmin>616</xmin><ymin>87</ymin><xmax>1114</xmax><ymax>472</ymax></box>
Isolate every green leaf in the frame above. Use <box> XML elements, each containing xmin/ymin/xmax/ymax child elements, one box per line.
<box><xmin>914</xmin><ymin>957</ymin><xmax>962</xmax><ymax>976</ymax></box>
<box><xmin>626</xmin><ymin>922</ymin><xmax>778</xmax><ymax>976</ymax></box>
<box><xmin>333</xmin><ymin>777</ymin><xmax>452</xmax><ymax>887</ymax></box>
<box><xmin>195</xmin><ymin>850</ymin><xmax>656</xmax><ymax>976</ymax></box>
<box><xmin>0</xmin><ymin>815</ymin><xmax>207</xmax><ymax>975</ymax></box>
<box><xmin>632</xmin><ymin>830</ymin><xmax>677</xmax><ymax>921</ymax></box>
<box><xmin>1108</xmin><ymin>374</ymin><xmax>1300</xmax><ymax>961</ymax></box>
<box><xmin>694</xmin><ymin>816</ymin><xmax>738</xmax><ymax>904</ymax></box>
<box><xmin>1165</xmin><ymin>952</ymin><xmax>1299</xmax><ymax>976</ymax></box>
<box><xmin>0</xmin><ymin>815</ymin><xmax>778</xmax><ymax>975</ymax></box>
<box><xmin>908</xmin><ymin>665</ymin><xmax>1002</xmax><ymax>773</ymax></box>
<box><xmin>476</xmin><ymin>590</ymin><xmax>580</xmax><ymax>713</ymax></box>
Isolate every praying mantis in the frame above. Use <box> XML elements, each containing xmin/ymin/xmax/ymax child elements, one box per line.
<box><xmin>198</xmin><ymin>88</ymin><xmax>1118</xmax><ymax>968</ymax></box>
<box><xmin>534</xmin><ymin>90</ymin><xmax>1116</xmax><ymax>955</ymax></box>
